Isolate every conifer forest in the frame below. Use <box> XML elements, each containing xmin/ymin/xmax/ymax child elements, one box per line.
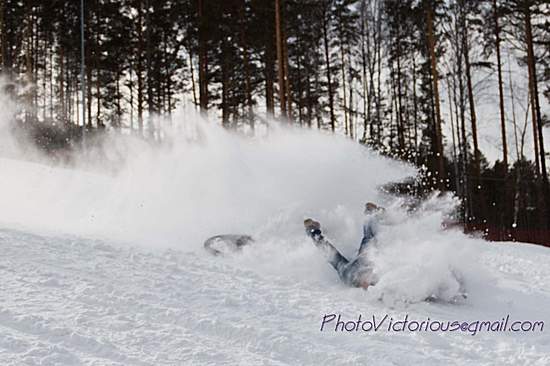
<box><xmin>1</xmin><ymin>0</ymin><xmax>549</xmax><ymax>245</ymax></box>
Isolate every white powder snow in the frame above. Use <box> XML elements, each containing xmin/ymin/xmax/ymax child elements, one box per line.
<box><xmin>1</xmin><ymin>108</ymin><xmax>549</xmax><ymax>365</ymax></box>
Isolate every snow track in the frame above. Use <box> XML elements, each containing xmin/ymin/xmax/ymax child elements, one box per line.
<box><xmin>1</xmin><ymin>228</ymin><xmax>549</xmax><ymax>365</ymax></box>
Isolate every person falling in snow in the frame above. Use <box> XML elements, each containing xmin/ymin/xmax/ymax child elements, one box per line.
<box><xmin>304</xmin><ymin>202</ymin><xmax>385</xmax><ymax>289</ymax></box>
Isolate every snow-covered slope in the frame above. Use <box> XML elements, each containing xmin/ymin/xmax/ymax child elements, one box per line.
<box><xmin>1</xmin><ymin>227</ymin><xmax>549</xmax><ymax>366</ymax></box>
<box><xmin>1</xmin><ymin>117</ymin><xmax>549</xmax><ymax>365</ymax></box>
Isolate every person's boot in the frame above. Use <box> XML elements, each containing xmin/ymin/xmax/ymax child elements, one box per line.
<box><xmin>364</xmin><ymin>202</ymin><xmax>384</xmax><ymax>214</ymax></box>
<box><xmin>304</xmin><ymin>218</ymin><xmax>322</xmax><ymax>239</ymax></box>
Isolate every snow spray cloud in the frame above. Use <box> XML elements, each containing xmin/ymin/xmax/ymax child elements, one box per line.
<box><xmin>233</xmin><ymin>189</ymin><xmax>483</xmax><ymax>305</ymax></box>
<box><xmin>0</xmin><ymin>87</ymin><xmax>482</xmax><ymax>304</ymax></box>
<box><xmin>0</xmin><ymin>92</ymin><xmax>414</xmax><ymax>247</ymax></box>
<box><xmin>366</xmin><ymin>193</ymin><xmax>480</xmax><ymax>304</ymax></box>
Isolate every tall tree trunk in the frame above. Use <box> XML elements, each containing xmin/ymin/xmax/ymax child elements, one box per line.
<box><xmin>145</xmin><ymin>0</ymin><xmax>154</xmax><ymax>129</ymax></box>
<box><xmin>322</xmin><ymin>11</ymin><xmax>335</xmax><ymax>131</ymax></box>
<box><xmin>264</xmin><ymin>41</ymin><xmax>275</xmax><ymax>116</ymax></box>
<box><xmin>395</xmin><ymin>15</ymin><xmax>405</xmax><ymax>153</ymax></box>
<box><xmin>75</xmin><ymin>76</ymin><xmax>79</xmax><ymax>126</ymax></box>
<box><xmin>221</xmin><ymin>43</ymin><xmax>229</xmax><ymax>127</ymax></box>
<box><xmin>375</xmin><ymin>3</ymin><xmax>382</xmax><ymax>145</ymax></box>
<box><xmin>283</xmin><ymin>23</ymin><xmax>292</xmax><ymax>120</ymax></box>
<box><xmin>116</xmin><ymin>70</ymin><xmax>122</xmax><ymax>128</ymax></box>
<box><xmin>49</xmin><ymin>46</ymin><xmax>53</xmax><ymax>120</ymax></box>
<box><xmin>524</xmin><ymin>4</ymin><xmax>546</xmax><ymax>179</ymax></box>
<box><xmin>86</xmin><ymin>1</ymin><xmax>92</xmax><ymax>130</ymax></box>
<box><xmin>129</xmin><ymin>63</ymin><xmax>134</xmax><ymax>131</ymax></box>
<box><xmin>25</xmin><ymin>3</ymin><xmax>33</xmax><ymax>122</ymax></box>
<box><xmin>462</xmin><ymin>7</ymin><xmax>484</xmax><ymax>222</ymax></box>
<box><xmin>96</xmin><ymin>67</ymin><xmax>101</xmax><ymax>127</ymax></box>
<box><xmin>340</xmin><ymin>48</ymin><xmax>348</xmax><ymax>135</ymax></box>
<box><xmin>137</xmin><ymin>0</ymin><xmax>144</xmax><ymax>132</ymax></box>
<box><xmin>426</xmin><ymin>4</ymin><xmax>445</xmax><ymax>190</ymax></box>
<box><xmin>306</xmin><ymin>73</ymin><xmax>313</xmax><ymax>127</ymax></box>
<box><xmin>464</xmin><ymin>28</ymin><xmax>479</xmax><ymax>168</ymax></box>
<box><xmin>508</xmin><ymin>52</ymin><xmax>520</xmax><ymax>160</ymax></box>
<box><xmin>314</xmin><ymin>72</ymin><xmax>322</xmax><ymax>129</ymax></box>
<box><xmin>338</xmin><ymin>23</ymin><xmax>348</xmax><ymax>135</ymax></box>
<box><xmin>296</xmin><ymin>54</ymin><xmax>303</xmax><ymax>125</ymax></box>
<box><xmin>390</xmin><ymin>71</ymin><xmax>398</xmax><ymax>150</ymax></box>
<box><xmin>42</xmin><ymin>38</ymin><xmax>46</xmax><ymax>122</ymax></box>
<box><xmin>1</xmin><ymin>0</ymin><xmax>13</xmax><ymax>79</ymax></box>
<box><xmin>348</xmin><ymin>43</ymin><xmax>354</xmax><ymax>140</ymax></box>
<box><xmin>59</xmin><ymin>45</ymin><xmax>65</xmax><ymax>122</ymax></box>
<box><xmin>529</xmin><ymin>75</ymin><xmax>540</xmax><ymax>173</ymax></box>
<box><xmin>360</xmin><ymin>2</ymin><xmax>369</xmax><ymax>141</ymax></box>
<box><xmin>452</xmin><ymin>72</ymin><xmax>465</xmax><ymax>201</ymax></box>
<box><xmin>492</xmin><ymin>0</ymin><xmax>511</xmax><ymax>230</ymax></box>
<box><xmin>95</xmin><ymin>1</ymin><xmax>103</xmax><ymax>127</ymax></box>
<box><xmin>454</xmin><ymin>9</ymin><xmax>469</xmax><ymax>221</ymax></box>
<box><xmin>0</xmin><ymin>0</ymin><xmax>4</xmax><ymax>71</ymax></box>
<box><xmin>66</xmin><ymin>62</ymin><xmax>71</xmax><ymax>124</ymax></box>
<box><xmin>447</xmin><ymin>76</ymin><xmax>460</xmax><ymax>192</ymax></box>
<box><xmin>188</xmin><ymin>51</ymin><xmax>197</xmax><ymax>107</ymax></box>
<box><xmin>493</xmin><ymin>0</ymin><xmax>508</xmax><ymax>168</ymax></box>
<box><xmin>198</xmin><ymin>0</ymin><xmax>208</xmax><ymax>113</ymax></box>
<box><xmin>275</xmin><ymin>0</ymin><xmax>286</xmax><ymax>118</ymax></box>
<box><xmin>524</xmin><ymin>3</ymin><xmax>549</xmax><ymax>226</ymax></box>
<box><xmin>412</xmin><ymin>54</ymin><xmax>419</xmax><ymax>160</ymax></box>
<box><xmin>33</xmin><ymin>25</ymin><xmax>38</xmax><ymax>119</ymax></box>
<box><xmin>396</xmin><ymin>42</ymin><xmax>405</xmax><ymax>152</ymax></box>
<box><xmin>238</xmin><ymin>1</ymin><xmax>253</xmax><ymax>128</ymax></box>
<box><xmin>161</xmin><ymin>34</ymin><xmax>168</xmax><ymax>115</ymax></box>
<box><xmin>263</xmin><ymin>15</ymin><xmax>275</xmax><ymax>118</ymax></box>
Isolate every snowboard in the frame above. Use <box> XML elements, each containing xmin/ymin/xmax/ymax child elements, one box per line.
<box><xmin>203</xmin><ymin>234</ymin><xmax>254</xmax><ymax>256</ymax></box>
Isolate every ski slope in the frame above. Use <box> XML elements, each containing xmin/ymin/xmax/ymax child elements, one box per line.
<box><xmin>1</xmin><ymin>227</ymin><xmax>549</xmax><ymax>365</ymax></box>
<box><xmin>1</xmin><ymin>116</ymin><xmax>549</xmax><ymax>365</ymax></box>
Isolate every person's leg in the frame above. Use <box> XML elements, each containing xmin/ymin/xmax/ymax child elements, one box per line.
<box><xmin>358</xmin><ymin>218</ymin><xmax>377</xmax><ymax>255</ymax></box>
<box><xmin>316</xmin><ymin>238</ymin><xmax>350</xmax><ymax>275</ymax></box>
<box><xmin>304</xmin><ymin>219</ymin><xmax>350</xmax><ymax>279</ymax></box>
<box><xmin>307</xmin><ymin>228</ymin><xmax>372</xmax><ymax>288</ymax></box>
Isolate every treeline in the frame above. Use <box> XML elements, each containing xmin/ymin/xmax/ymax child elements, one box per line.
<box><xmin>0</xmin><ymin>0</ymin><xmax>549</xmax><ymax>243</ymax></box>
